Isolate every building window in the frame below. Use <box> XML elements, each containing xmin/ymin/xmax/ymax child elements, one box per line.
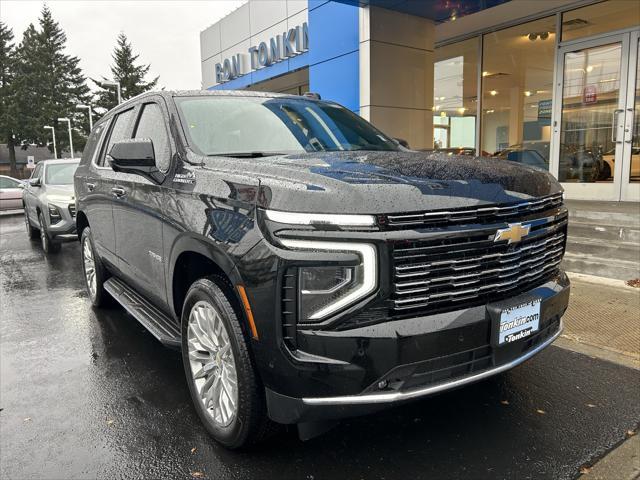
<box><xmin>562</xmin><ymin>0</ymin><xmax>640</xmax><ymax>42</ymax></box>
<box><xmin>481</xmin><ymin>16</ymin><xmax>556</xmax><ymax>165</ymax></box>
<box><xmin>433</xmin><ymin>37</ymin><xmax>479</xmax><ymax>152</ymax></box>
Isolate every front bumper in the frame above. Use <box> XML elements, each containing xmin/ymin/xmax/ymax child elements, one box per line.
<box><xmin>263</xmin><ymin>272</ymin><xmax>569</xmax><ymax>424</ymax></box>
<box><xmin>46</xmin><ymin>202</ymin><xmax>77</xmax><ymax>236</ymax></box>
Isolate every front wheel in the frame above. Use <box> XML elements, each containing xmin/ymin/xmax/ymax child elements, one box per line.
<box><xmin>38</xmin><ymin>211</ymin><xmax>60</xmax><ymax>254</ymax></box>
<box><xmin>80</xmin><ymin>227</ymin><xmax>111</xmax><ymax>307</ymax></box>
<box><xmin>181</xmin><ymin>277</ymin><xmax>275</xmax><ymax>448</ymax></box>
<box><xmin>24</xmin><ymin>209</ymin><xmax>39</xmax><ymax>240</ymax></box>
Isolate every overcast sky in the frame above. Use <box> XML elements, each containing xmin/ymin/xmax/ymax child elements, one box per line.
<box><xmin>1</xmin><ymin>0</ymin><xmax>245</xmax><ymax>90</ymax></box>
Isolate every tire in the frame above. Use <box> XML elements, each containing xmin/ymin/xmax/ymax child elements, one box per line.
<box><xmin>80</xmin><ymin>227</ymin><xmax>111</xmax><ymax>307</ymax></box>
<box><xmin>181</xmin><ymin>276</ymin><xmax>276</xmax><ymax>449</ymax></box>
<box><xmin>24</xmin><ymin>209</ymin><xmax>39</xmax><ymax>240</ymax></box>
<box><xmin>38</xmin><ymin>211</ymin><xmax>61</xmax><ymax>254</ymax></box>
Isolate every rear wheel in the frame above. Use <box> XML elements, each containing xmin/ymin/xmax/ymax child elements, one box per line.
<box><xmin>38</xmin><ymin>211</ymin><xmax>60</xmax><ymax>254</ymax></box>
<box><xmin>80</xmin><ymin>227</ymin><xmax>111</xmax><ymax>307</ymax></box>
<box><xmin>181</xmin><ymin>277</ymin><xmax>275</xmax><ymax>448</ymax></box>
<box><xmin>24</xmin><ymin>210</ymin><xmax>38</xmax><ymax>240</ymax></box>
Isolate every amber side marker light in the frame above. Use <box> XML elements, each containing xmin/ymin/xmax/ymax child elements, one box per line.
<box><xmin>237</xmin><ymin>285</ymin><xmax>259</xmax><ymax>340</ymax></box>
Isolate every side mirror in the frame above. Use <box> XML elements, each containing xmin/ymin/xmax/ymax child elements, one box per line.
<box><xmin>108</xmin><ymin>139</ymin><xmax>163</xmax><ymax>182</ymax></box>
<box><xmin>29</xmin><ymin>178</ymin><xmax>41</xmax><ymax>187</ymax></box>
<box><xmin>18</xmin><ymin>182</ymin><xmax>25</xmax><ymax>189</ymax></box>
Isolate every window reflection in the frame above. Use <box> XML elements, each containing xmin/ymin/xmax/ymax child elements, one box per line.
<box><xmin>433</xmin><ymin>37</ymin><xmax>479</xmax><ymax>153</ymax></box>
<box><xmin>481</xmin><ymin>17</ymin><xmax>556</xmax><ymax>168</ymax></box>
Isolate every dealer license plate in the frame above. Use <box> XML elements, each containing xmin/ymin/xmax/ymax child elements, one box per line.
<box><xmin>497</xmin><ymin>299</ymin><xmax>541</xmax><ymax>345</ymax></box>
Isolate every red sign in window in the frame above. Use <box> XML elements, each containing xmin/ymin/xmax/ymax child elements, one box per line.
<box><xmin>583</xmin><ymin>85</ymin><xmax>597</xmax><ymax>104</ymax></box>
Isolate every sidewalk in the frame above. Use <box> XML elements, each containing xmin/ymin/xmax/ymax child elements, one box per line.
<box><xmin>558</xmin><ymin>272</ymin><xmax>640</xmax><ymax>368</ymax></box>
<box><xmin>557</xmin><ymin>272</ymin><xmax>640</xmax><ymax>479</ymax></box>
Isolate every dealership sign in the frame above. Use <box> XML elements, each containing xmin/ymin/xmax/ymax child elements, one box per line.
<box><xmin>215</xmin><ymin>22</ymin><xmax>309</xmax><ymax>84</ymax></box>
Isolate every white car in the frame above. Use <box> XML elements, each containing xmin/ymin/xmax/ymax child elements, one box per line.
<box><xmin>23</xmin><ymin>159</ymin><xmax>80</xmax><ymax>253</ymax></box>
<box><xmin>0</xmin><ymin>175</ymin><xmax>25</xmax><ymax>211</ymax></box>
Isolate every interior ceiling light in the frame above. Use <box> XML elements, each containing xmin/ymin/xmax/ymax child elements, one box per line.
<box><xmin>524</xmin><ymin>91</ymin><xmax>532</xmax><ymax>96</ymax></box>
<box><xmin>528</xmin><ymin>32</ymin><xmax>550</xmax><ymax>41</ymax></box>
<box><xmin>490</xmin><ymin>90</ymin><xmax>498</xmax><ymax>96</ymax></box>
<box><xmin>586</xmin><ymin>65</ymin><xmax>594</xmax><ymax>72</ymax></box>
<box><xmin>482</xmin><ymin>71</ymin><xmax>489</xmax><ymax>77</ymax></box>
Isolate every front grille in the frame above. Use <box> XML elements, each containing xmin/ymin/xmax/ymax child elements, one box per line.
<box><xmin>385</xmin><ymin>192</ymin><xmax>563</xmax><ymax>229</ymax></box>
<box><xmin>391</xmin><ymin>211</ymin><xmax>567</xmax><ymax>315</ymax></box>
<box><xmin>68</xmin><ymin>204</ymin><xmax>76</xmax><ymax>218</ymax></box>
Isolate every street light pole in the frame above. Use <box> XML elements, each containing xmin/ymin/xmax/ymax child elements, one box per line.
<box><xmin>43</xmin><ymin>126</ymin><xmax>57</xmax><ymax>159</ymax></box>
<box><xmin>58</xmin><ymin>118</ymin><xmax>74</xmax><ymax>158</ymax></box>
<box><xmin>76</xmin><ymin>104</ymin><xmax>93</xmax><ymax>131</ymax></box>
<box><xmin>102</xmin><ymin>80</ymin><xmax>122</xmax><ymax>104</ymax></box>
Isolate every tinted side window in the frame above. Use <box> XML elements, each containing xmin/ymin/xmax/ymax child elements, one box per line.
<box><xmin>134</xmin><ymin>103</ymin><xmax>171</xmax><ymax>172</ymax></box>
<box><xmin>81</xmin><ymin>121</ymin><xmax>107</xmax><ymax>165</ymax></box>
<box><xmin>99</xmin><ymin>109</ymin><xmax>134</xmax><ymax>166</ymax></box>
<box><xmin>0</xmin><ymin>177</ymin><xmax>16</xmax><ymax>188</ymax></box>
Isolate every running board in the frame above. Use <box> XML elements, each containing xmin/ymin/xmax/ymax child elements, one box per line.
<box><xmin>104</xmin><ymin>277</ymin><xmax>181</xmax><ymax>348</ymax></box>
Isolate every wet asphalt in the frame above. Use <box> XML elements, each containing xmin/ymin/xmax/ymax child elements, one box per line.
<box><xmin>0</xmin><ymin>213</ymin><xmax>639</xmax><ymax>480</ymax></box>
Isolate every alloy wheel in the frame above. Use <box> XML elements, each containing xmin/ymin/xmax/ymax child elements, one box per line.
<box><xmin>82</xmin><ymin>236</ymin><xmax>97</xmax><ymax>299</ymax></box>
<box><xmin>187</xmin><ymin>300</ymin><xmax>238</xmax><ymax>427</ymax></box>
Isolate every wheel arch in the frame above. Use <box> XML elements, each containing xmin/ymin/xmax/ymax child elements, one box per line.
<box><xmin>168</xmin><ymin>234</ymin><xmax>244</xmax><ymax>322</ymax></box>
<box><xmin>76</xmin><ymin>211</ymin><xmax>89</xmax><ymax>236</ymax></box>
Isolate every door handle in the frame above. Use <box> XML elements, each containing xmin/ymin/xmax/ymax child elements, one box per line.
<box><xmin>624</xmin><ymin>108</ymin><xmax>634</xmax><ymax>144</ymax></box>
<box><xmin>612</xmin><ymin>109</ymin><xmax>624</xmax><ymax>143</ymax></box>
<box><xmin>86</xmin><ymin>182</ymin><xmax>96</xmax><ymax>191</ymax></box>
<box><xmin>111</xmin><ymin>187</ymin><xmax>126</xmax><ymax>198</ymax></box>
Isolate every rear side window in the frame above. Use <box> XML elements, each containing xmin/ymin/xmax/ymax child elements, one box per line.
<box><xmin>0</xmin><ymin>177</ymin><xmax>20</xmax><ymax>188</ymax></box>
<box><xmin>134</xmin><ymin>103</ymin><xmax>171</xmax><ymax>172</ymax></box>
<box><xmin>99</xmin><ymin>108</ymin><xmax>134</xmax><ymax>166</ymax></box>
<box><xmin>82</xmin><ymin>122</ymin><xmax>107</xmax><ymax>166</ymax></box>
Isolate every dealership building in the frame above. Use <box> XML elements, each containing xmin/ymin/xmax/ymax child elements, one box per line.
<box><xmin>200</xmin><ymin>0</ymin><xmax>639</xmax><ymax>203</ymax></box>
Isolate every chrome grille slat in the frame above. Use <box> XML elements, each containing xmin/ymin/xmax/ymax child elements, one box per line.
<box><xmin>387</xmin><ymin>193</ymin><xmax>563</xmax><ymax>228</ymax></box>
<box><xmin>394</xmin><ymin>231</ymin><xmax>565</xmax><ymax>278</ymax></box>
<box><xmin>390</xmin><ymin>209</ymin><xmax>567</xmax><ymax>314</ymax></box>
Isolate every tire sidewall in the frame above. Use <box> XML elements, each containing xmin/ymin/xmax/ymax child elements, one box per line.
<box><xmin>38</xmin><ymin>212</ymin><xmax>52</xmax><ymax>253</ymax></box>
<box><xmin>181</xmin><ymin>279</ymin><xmax>252</xmax><ymax>448</ymax></box>
<box><xmin>80</xmin><ymin>227</ymin><xmax>107</xmax><ymax>307</ymax></box>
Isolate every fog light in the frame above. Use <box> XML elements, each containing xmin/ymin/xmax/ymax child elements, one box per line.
<box><xmin>48</xmin><ymin>204</ymin><xmax>61</xmax><ymax>224</ymax></box>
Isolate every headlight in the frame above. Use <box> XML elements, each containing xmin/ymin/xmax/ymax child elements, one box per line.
<box><xmin>48</xmin><ymin>204</ymin><xmax>61</xmax><ymax>224</ymax></box>
<box><xmin>280</xmin><ymin>239</ymin><xmax>377</xmax><ymax>322</ymax></box>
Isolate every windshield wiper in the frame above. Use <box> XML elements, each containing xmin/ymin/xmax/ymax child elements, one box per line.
<box><xmin>209</xmin><ymin>151</ymin><xmax>294</xmax><ymax>158</ymax></box>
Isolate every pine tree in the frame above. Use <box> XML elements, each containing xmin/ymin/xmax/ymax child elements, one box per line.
<box><xmin>12</xmin><ymin>6</ymin><xmax>90</xmax><ymax>158</ymax></box>
<box><xmin>93</xmin><ymin>33</ymin><xmax>159</xmax><ymax>113</ymax></box>
<box><xmin>0</xmin><ymin>22</ymin><xmax>18</xmax><ymax>176</ymax></box>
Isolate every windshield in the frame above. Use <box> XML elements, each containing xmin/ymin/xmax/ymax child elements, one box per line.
<box><xmin>44</xmin><ymin>162</ymin><xmax>78</xmax><ymax>185</ymax></box>
<box><xmin>175</xmin><ymin>95</ymin><xmax>400</xmax><ymax>156</ymax></box>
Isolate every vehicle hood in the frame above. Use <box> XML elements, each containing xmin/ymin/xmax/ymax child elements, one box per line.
<box><xmin>201</xmin><ymin>150</ymin><xmax>562</xmax><ymax>214</ymax></box>
<box><xmin>45</xmin><ymin>185</ymin><xmax>75</xmax><ymax>203</ymax></box>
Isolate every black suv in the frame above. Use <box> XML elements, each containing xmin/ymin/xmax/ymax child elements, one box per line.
<box><xmin>74</xmin><ymin>91</ymin><xmax>570</xmax><ymax>448</ymax></box>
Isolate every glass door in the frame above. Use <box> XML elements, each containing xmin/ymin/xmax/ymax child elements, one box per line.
<box><xmin>621</xmin><ymin>31</ymin><xmax>639</xmax><ymax>201</ymax></box>
<box><xmin>552</xmin><ymin>30</ymin><xmax>640</xmax><ymax>201</ymax></box>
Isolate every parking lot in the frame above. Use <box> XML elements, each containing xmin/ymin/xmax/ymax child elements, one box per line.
<box><xmin>1</xmin><ymin>212</ymin><xmax>638</xmax><ymax>480</ymax></box>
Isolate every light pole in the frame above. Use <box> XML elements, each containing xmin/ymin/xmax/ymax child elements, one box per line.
<box><xmin>76</xmin><ymin>104</ymin><xmax>93</xmax><ymax>131</ymax></box>
<box><xmin>58</xmin><ymin>117</ymin><xmax>74</xmax><ymax>158</ymax></box>
<box><xmin>102</xmin><ymin>80</ymin><xmax>122</xmax><ymax>104</ymax></box>
<box><xmin>43</xmin><ymin>125</ymin><xmax>57</xmax><ymax>159</ymax></box>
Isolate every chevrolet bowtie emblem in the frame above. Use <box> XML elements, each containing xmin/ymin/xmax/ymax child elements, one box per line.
<box><xmin>494</xmin><ymin>223</ymin><xmax>531</xmax><ymax>244</ymax></box>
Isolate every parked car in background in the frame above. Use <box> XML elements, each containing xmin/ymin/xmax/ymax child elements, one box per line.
<box><xmin>601</xmin><ymin>146</ymin><xmax>640</xmax><ymax>181</ymax></box>
<box><xmin>23</xmin><ymin>159</ymin><xmax>80</xmax><ymax>253</ymax></box>
<box><xmin>0</xmin><ymin>175</ymin><xmax>25</xmax><ymax>211</ymax></box>
<box><xmin>75</xmin><ymin>90</ymin><xmax>570</xmax><ymax>449</ymax></box>
<box><xmin>494</xmin><ymin>143</ymin><xmax>549</xmax><ymax>170</ymax></box>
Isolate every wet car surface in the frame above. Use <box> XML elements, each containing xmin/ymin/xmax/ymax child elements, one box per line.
<box><xmin>1</xmin><ymin>213</ymin><xmax>638</xmax><ymax>480</ymax></box>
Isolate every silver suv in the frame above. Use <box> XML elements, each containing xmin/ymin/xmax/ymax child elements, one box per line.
<box><xmin>23</xmin><ymin>159</ymin><xmax>80</xmax><ymax>253</ymax></box>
